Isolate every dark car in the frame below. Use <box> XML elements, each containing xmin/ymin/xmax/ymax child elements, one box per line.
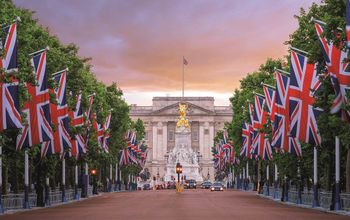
<box><xmin>201</xmin><ymin>181</ymin><xmax>212</xmax><ymax>189</ymax></box>
<box><xmin>211</xmin><ymin>182</ymin><xmax>224</xmax><ymax>191</ymax></box>
<box><xmin>143</xmin><ymin>183</ymin><xmax>151</xmax><ymax>190</ymax></box>
<box><xmin>185</xmin><ymin>180</ymin><xmax>197</xmax><ymax>189</ymax></box>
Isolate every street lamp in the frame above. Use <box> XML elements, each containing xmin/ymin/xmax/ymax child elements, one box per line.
<box><xmin>176</xmin><ymin>163</ymin><xmax>182</xmax><ymax>184</ymax></box>
<box><xmin>91</xmin><ymin>169</ymin><xmax>97</xmax><ymax>195</ymax></box>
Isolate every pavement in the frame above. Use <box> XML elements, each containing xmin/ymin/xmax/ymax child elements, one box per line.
<box><xmin>0</xmin><ymin>189</ymin><xmax>349</xmax><ymax>220</ymax></box>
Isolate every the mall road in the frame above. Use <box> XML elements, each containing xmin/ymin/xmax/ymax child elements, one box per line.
<box><xmin>0</xmin><ymin>189</ymin><xmax>349</xmax><ymax>220</ymax></box>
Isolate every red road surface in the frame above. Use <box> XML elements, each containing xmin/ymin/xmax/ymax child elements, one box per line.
<box><xmin>0</xmin><ymin>190</ymin><xmax>348</xmax><ymax>220</ymax></box>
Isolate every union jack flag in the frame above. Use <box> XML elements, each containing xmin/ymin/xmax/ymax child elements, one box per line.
<box><xmin>251</xmin><ymin>94</ymin><xmax>272</xmax><ymax>160</ymax></box>
<box><xmin>1</xmin><ymin>22</ymin><xmax>17</xmax><ymax>71</ymax></box>
<box><xmin>101</xmin><ymin>111</ymin><xmax>111</xmax><ymax>153</ymax></box>
<box><xmin>41</xmin><ymin>70</ymin><xmax>71</xmax><ymax>157</ymax></box>
<box><xmin>241</xmin><ymin>122</ymin><xmax>253</xmax><ymax>159</ymax></box>
<box><xmin>70</xmin><ymin>93</ymin><xmax>86</xmax><ymax>159</ymax></box>
<box><xmin>263</xmin><ymin>84</ymin><xmax>276</xmax><ymax>122</ymax></box>
<box><xmin>91</xmin><ymin>113</ymin><xmax>104</xmax><ymax>148</ymax></box>
<box><xmin>314</xmin><ymin>19</ymin><xmax>350</xmax><ymax>121</ymax></box>
<box><xmin>84</xmin><ymin>94</ymin><xmax>94</xmax><ymax>144</ymax></box>
<box><xmin>138</xmin><ymin>149</ymin><xmax>148</xmax><ymax>168</ymax></box>
<box><xmin>347</xmin><ymin>0</ymin><xmax>350</xmax><ymax>48</ymax></box>
<box><xmin>16</xmin><ymin>50</ymin><xmax>53</xmax><ymax>150</ymax></box>
<box><xmin>289</xmin><ymin>49</ymin><xmax>322</xmax><ymax>146</ymax></box>
<box><xmin>0</xmin><ymin>22</ymin><xmax>22</xmax><ymax>131</ymax></box>
<box><xmin>119</xmin><ymin>148</ymin><xmax>130</xmax><ymax>166</ymax></box>
<box><xmin>272</xmin><ymin>69</ymin><xmax>301</xmax><ymax>157</ymax></box>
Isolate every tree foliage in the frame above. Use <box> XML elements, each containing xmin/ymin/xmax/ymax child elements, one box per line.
<box><xmin>0</xmin><ymin>0</ymin><xmax>145</xmax><ymax>197</ymax></box>
<box><xmin>215</xmin><ymin>0</ymin><xmax>350</xmax><ymax>191</ymax></box>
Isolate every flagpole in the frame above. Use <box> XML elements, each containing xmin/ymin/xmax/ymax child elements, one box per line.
<box><xmin>45</xmin><ymin>176</ymin><xmax>50</xmax><ymax>206</ymax></box>
<box><xmin>62</xmin><ymin>158</ymin><xmax>67</xmax><ymax>202</ymax></box>
<box><xmin>274</xmin><ymin>164</ymin><xmax>278</xmax><ymax>199</ymax></box>
<box><xmin>109</xmin><ymin>164</ymin><xmax>113</xmax><ymax>192</ymax></box>
<box><xmin>0</xmin><ymin>145</ymin><xmax>3</xmax><ymax>213</ymax></box>
<box><xmin>114</xmin><ymin>162</ymin><xmax>118</xmax><ymax>191</ymax></box>
<box><xmin>312</xmin><ymin>147</ymin><xmax>319</xmax><ymax>207</ymax></box>
<box><xmin>335</xmin><ymin>136</ymin><xmax>341</xmax><ymax>210</ymax></box>
<box><xmin>23</xmin><ymin>149</ymin><xmax>30</xmax><ymax>209</ymax></box>
<box><xmin>266</xmin><ymin>164</ymin><xmax>269</xmax><ymax>196</ymax></box>
<box><xmin>74</xmin><ymin>165</ymin><xmax>79</xmax><ymax>200</ymax></box>
<box><xmin>182</xmin><ymin>56</ymin><xmax>184</xmax><ymax>100</ymax></box>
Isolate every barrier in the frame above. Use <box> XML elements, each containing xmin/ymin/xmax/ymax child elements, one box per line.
<box><xmin>260</xmin><ymin>185</ymin><xmax>350</xmax><ymax>211</ymax></box>
<box><xmin>1</xmin><ymin>193</ymin><xmax>36</xmax><ymax>210</ymax></box>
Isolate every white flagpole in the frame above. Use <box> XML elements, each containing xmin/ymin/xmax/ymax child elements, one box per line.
<box><xmin>24</xmin><ymin>149</ymin><xmax>30</xmax><ymax>209</ymax></box>
<box><xmin>109</xmin><ymin>164</ymin><xmax>113</xmax><ymax>192</ymax></box>
<box><xmin>266</xmin><ymin>164</ymin><xmax>269</xmax><ymax>196</ymax></box>
<box><xmin>45</xmin><ymin>177</ymin><xmax>50</xmax><ymax>206</ymax></box>
<box><xmin>84</xmin><ymin>162</ymin><xmax>89</xmax><ymax>197</ymax></box>
<box><xmin>62</xmin><ymin>158</ymin><xmax>66</xmax><ymax>202</ymax></box>
<box><xmin>115</xmin><ymin>163</ymin><xmax>118</xmax><ymax>191</ymax></box>
<box><xmin>74</xmin><ymin>165</ymin><xmax>79</xmax><ymax>200</ymax></box>
<box><xmin>274</xmin><ymin>164</ymin><xmax>278</xmax><ymax>199</ymax></box>
<box><xmin>182</xmin><ymin>56</ymin><xmax>185</xmax><ymax>99</ymax></box>
<box><xmin>335</xmin><ymin>136</ymin><xmax>341</xmax><ymax>210</ymax></box>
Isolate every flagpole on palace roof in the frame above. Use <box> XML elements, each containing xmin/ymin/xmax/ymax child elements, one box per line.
<box><xmin>182</xmin><ymin>56</ymin><xmax>185</xmax><ymax>100</ymax></box>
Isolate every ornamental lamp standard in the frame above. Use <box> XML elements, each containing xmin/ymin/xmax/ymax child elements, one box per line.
<box><xmin>91</xmin><ymin>169</ymin><xmax>97</xmax><ymax>176</ymax></box>
<box><xmin>91</xmin><ymin>169</ymin><xmax>98</xmax><ymax>195</ymax></box>
<box><xmin>176</xmin><ymin>163</ymin><xmax>182</xmax><ymax>184</ymax></box>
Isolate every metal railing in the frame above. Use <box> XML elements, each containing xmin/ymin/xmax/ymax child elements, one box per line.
<box><xmin>260</xmin><ymin>186</ymin><xmax>350</xmax><ymax>211</ymax></box>
<box><xmin>1</xmin><ymin>186</ymin><xmax>93</xmax><ymax>211</ymax></box>
<box><xmin>2</xmin><ymin>193</ymin><xmax>37</xmax><ymax>210</ymax></box>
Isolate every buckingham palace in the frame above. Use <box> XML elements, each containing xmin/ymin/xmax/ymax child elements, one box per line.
<box><xmin>129</xmin><ymin>97</ymin><xmax>232</xmax><ymax>182</ymax></box>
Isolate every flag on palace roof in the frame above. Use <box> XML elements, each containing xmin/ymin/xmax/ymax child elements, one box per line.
<box><xmin>183</xmin><ymin>57</ymin><xmax>188</xmax><ymax>65</ymax></box>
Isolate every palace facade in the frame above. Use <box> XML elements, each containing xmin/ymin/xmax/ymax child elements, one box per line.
<box><xmin>129</xmin><ymin>97</ymin><xmax>232</xmax><ymax>182</ymax></box>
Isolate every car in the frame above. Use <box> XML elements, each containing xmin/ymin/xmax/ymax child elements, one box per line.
<box><xmin>211</xmin><ymin>182</ymin><xmax>224</xmax><ymax>191</ymax></box>
<box><xmin>143</xmin><ymin>183</ymin><xmax>151</xmax><ymax>190</ymax></box>
<box><xmin>167</xmin><ymin>181</ymin><xmax>176</xmax><ymax>189</ymax></box>
<box><xmin>185</xmin><ymin>179</ymin><xmax>197</xmax><ymax>189</ymax></box>
<box><xmin>201</xmin><ymin>181</ymin><xmax>212</xmax><ymax>189</ymax></box>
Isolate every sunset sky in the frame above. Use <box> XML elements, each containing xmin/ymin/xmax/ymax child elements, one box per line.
<box><xmin>13</xmin><ymin>0</ymin><xmax>320</xmax><ymax>105</ymax></box>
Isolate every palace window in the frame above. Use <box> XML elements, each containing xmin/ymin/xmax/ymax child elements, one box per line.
<box><xmin>144</xmin><ymin>131</ymin><xmax>148</xmax><ymax>141</ymax></box>
<box><xmin>168</xmin><ymin>130</ymin><xmax>174</xmax><ymax>141</ymax></box>
<box><xmin>192</xmin><ymin>131</ymin><xmax>198</xmax><ymax>141</ymax></box>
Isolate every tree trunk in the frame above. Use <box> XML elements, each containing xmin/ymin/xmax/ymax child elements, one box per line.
<box><xmin>346</xmin><ymin>148</ymin><xmax>350</xmax><ymax>193</ymax></box>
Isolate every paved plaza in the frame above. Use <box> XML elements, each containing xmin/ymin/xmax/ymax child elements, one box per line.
<box><xmin>0</xmin><ymin>190</ymin><xmax>348</xmax><ymax>220</ymax></box>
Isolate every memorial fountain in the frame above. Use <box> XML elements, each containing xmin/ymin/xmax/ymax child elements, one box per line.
<box><xmin>164</xmin><ymin>103</ymin><xmax>203</xmax><ymax>182</ymax></box>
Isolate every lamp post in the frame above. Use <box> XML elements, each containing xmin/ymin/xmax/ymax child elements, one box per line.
<box><xmin>91</xmin><ymin>169</ymin><xmax>97</xmax><ymax>195</ymax></box>
<box><xmin>176</xmin><ymin>163</ymin><xmax>182</xmax><ymax>184</ymax></box>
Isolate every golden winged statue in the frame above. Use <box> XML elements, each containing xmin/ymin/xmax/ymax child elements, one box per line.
<box><xmin>176</xmin><ymin>103</ymin><xmax>190</xmax><ymax>128</ymax></box>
